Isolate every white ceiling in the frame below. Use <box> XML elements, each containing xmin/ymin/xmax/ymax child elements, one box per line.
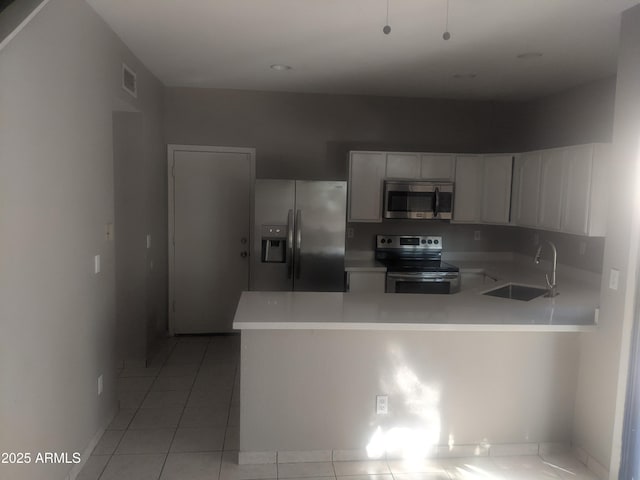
<box><xmin>86</xmin><ymin>0</ymin><xmax>640</xmax><ymax>101</ymax></box>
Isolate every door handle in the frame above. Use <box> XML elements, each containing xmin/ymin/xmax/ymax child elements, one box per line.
<box><xmin>295</xmin><ymin>209</ymin><xmax>302</xmax><ymax>279</ymax></box>
<box><xmin>240</xmin><ymin>251</ymin><xmax>248</xmax><ymax>258</ymax></box>
<box><xmin>287</xmin><ymin>209</ymin><xmax>294</xmax><ymax>279</ymax></box>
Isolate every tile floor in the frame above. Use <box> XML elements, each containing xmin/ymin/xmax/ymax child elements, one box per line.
<box><xmin>77</xmin><ymin>335</ymin><xmax>601</xmax><ymax>480</ymax></box>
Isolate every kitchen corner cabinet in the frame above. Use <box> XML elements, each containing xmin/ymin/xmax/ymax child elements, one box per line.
<box><xmin>346</xmin><ymin>271</ymin><xmax>386</xmax><ymax>293</ymax></box>
<box><xmin>561</xmin><ymin>143</ymin><xmax>609</xmax><ymax>236</ymax></box>
<box><xmin>348</xmin><ymin>152</ymin><xmax>386</xmax><ymax>222</ymax></box>
<box><xmin>453</xmin><ymin>154</ymin><xmax>513</xmax><ymax>224</ymax></box>
<box><xmin>511</xmin><ymin>143</ymin><xmax>609</xmax><ymax>237</ymax></box>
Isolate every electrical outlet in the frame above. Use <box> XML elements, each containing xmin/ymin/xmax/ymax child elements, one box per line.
<box><xmin>579</xmin><ymin>241</ymin><xmax>587</xmax><ymax>255</ymax></box>
<box><xmin>347</xmin><ymin>227</ymin><xmax>355</xmax><ymax>239</ymax></box>
<box><xmin>105</xmin><ymin>223</ymin><xmax>114</xmax><ymax>241</ymax></box>
<box><xmin>474</xmin><ymin>230</ymin><xmax>481</xmax><ymax>241</ymax></box>
<box><xmin>533</xmin><ymin>233</ymin><xmax>540</xmax><ymax>245</ymax></box>
<box><xmin>146</xmin><ymin>234</ymin><xmax>151</xmax><ymax>249</ymax></box>
<box><xmin>97</xmin><ymin>375</ymin><xmax>103</xmax><ymax>396</ymax></box>
<box><xmin>609</xmin><ymin>268</ymin><xmax>620</xmax><ymax>291</ymax></box>
<box><xmin>94</xmin><ymin>255</ymin><xmax>101</xmax><ymax>274</ymax></box>
<box><xmin>376</xmin><ymin>395</ymin><xmax>388</xmax><ymax>414</ymax></box>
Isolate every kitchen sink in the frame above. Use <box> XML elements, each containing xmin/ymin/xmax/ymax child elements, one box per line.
<box><xmin>483</xmin><ymin>283</ymin><xmax>548</xmax><ymax>301</ymax></box>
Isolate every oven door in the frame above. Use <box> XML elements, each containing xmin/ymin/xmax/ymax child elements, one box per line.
<box><xmin>386</xmin><ymin>271</ymin><xmax>460</xmax><ymax>294</ymax></box>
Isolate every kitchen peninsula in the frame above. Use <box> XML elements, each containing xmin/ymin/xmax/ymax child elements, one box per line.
<box><xmin>233</xmin><ymin>258</ymin><xmax>600</xmax><ymax>464</ymax></box>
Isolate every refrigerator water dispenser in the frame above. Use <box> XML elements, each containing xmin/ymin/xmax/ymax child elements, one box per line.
<box><xmin>261</xmin><ymin>225</ymin><xmax>287</xmax><ymax>263</ymax></box>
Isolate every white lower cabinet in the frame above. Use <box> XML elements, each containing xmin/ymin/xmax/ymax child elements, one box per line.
<box><xmin>453</xmin><ymin>154</ymin><xmax>513</xmax><ymax>224</ymax></box>
<box><xmin>346</xmin><ymin>271</ymin><xmax>386</xmax><ymax>293</ymax></box>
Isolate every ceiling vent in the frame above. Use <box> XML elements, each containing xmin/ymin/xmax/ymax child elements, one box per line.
<box><xmin>121</xmin><ymin>63</ymin><xmax>137</xmax><ymax>98</ymax></box>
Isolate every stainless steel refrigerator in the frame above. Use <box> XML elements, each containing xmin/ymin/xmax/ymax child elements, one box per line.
<box><xmin>251</xmin><ymin>179</ymin><xmax>347</xmax><ymax>291</ymax></box>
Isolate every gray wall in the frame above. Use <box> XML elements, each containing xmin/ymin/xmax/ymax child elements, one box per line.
<box><xmin>0</xmin><ymin>0</ymin><xmax>165</xmax><ymax>478</ymax></box>
<box><xmin>519</xmin><ymin>76</ymin><xmax>616</xmax><ymax>151</ymax></box>
<box><xmin>164</xmin><ymin>87</ymin><xmax>525</xmax><ymax>181</ymax></box>
<box><xmin>241</xmin><ymin>330</ymin><xmax>580</xmax><ymax>452</ymax></box>
<box><xmin>573</xmin><ymin>5</ymin><xmax>640</xmax><ymax>478</ymax></box>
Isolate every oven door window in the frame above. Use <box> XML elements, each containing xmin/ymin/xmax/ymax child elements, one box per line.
<box><xmin>387</xmin><ymin>191</ymin><xmax>435</xmax><ymax>213</ymax></box>
<box><xmin>395</xmin><ymin>281</ymin><xmax>451</xmax><ymax>294</ymax></box>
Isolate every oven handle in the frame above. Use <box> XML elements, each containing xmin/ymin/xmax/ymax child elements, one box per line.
<box><xmin>387</xmin><ymin>272</ymin><xmax>459</xmax><ymax>281</ymax></box>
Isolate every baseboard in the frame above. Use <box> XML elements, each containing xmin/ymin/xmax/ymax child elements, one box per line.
<box><xmin>572</xmin><ymin>446</ymin><xmax>609</xmax><ymax>480</ymax></box>
<box><xmin>65</xmin><ymin>406</ymin><xmax>118</xmax><ymax>480</ymax></box>
<box><xmin>239</xmin><ymin>441</ymin><xmax>573</xmax><ymax>465</ymax></box>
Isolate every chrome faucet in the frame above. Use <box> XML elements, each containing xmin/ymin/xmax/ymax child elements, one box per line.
<box><xmin>534</xmin><ymin>240</ymin><xmax>559</xmax><ymax>297</ymax></box>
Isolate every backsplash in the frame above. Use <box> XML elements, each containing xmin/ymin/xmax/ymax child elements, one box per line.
<box><xmin>346</xmin><ymin>221</ymin><xmax>605</xmax><ymax>273</ymax></box>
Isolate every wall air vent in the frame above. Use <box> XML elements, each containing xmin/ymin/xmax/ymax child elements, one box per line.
<box><xmin>121</xmin><ymin>63</ymin><xmax>137</xmax><ymax>98</ymax></box>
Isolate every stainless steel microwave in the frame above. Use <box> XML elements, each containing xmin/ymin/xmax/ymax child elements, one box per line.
<box><xmin>383</xmin><ymin>180</ymin><xmax>454</xmax><ymax>220</ymax></box>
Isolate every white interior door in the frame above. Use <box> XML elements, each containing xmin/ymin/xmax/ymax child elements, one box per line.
<box><xmin>169</xmin><ymin>145</ymin><xmax>254</xmax><ymax>334</ymax></box>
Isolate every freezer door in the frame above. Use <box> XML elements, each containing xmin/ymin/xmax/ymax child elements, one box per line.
<box><xmin>251</xmin><ymin>179</ymin><xmax>295</xmax><ymax>291</ymax></box>
<box><xmin>293</xmin><ymin>181</ymin><xmax>347</xmax><ymax>291</ymax></box>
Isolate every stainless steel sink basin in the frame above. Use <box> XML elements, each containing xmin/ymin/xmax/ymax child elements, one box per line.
<box><xmin>483</xmin><ymin>283</ymin><xmax>548</xmax><ymax>301</ymax></box>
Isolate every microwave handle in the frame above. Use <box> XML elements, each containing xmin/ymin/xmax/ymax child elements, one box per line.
<box><xmin>433</xmin><ymin>187</ymin><xmax>440</xmax><ymax>218</ymax></box>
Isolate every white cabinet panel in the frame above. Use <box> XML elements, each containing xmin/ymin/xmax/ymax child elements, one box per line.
<box><xmin>561</xmin><ymin>145</ymin><xmax>593</xmax><ymax>235</ymax></box>
<box><xmin>561</xmin><ymin>143</ymin><xmax>609</xmax><ymax>237</ymax></box>
<box><xmin>454</xmin><ymin>155</ymin><xmax>512</xmax><ymax>224</ymax></box>
<box><xmin>346</xmin><ymin>271</ymin><xmax>386</xmax><ymax>293</ymax></box>
<box><xmin>482</xmin><ymin>155</ymin><xmax>513</xmax><ymax>224</ymax></box>
<box><xmin>453</xmin><ymin>155</ymin><xmax>484</xmax><ymax>223</ymax></box>
<box><xmin>420</xmin><ymin>154</ymin><xmax>455</xmax><ymax>180</ymax></box>
<box><xmin>348</xmin><ymin>152</ymin><xmax>386</xmax><ymax>222</ymax></box>
<box><xmin>538</xmin><ymin>148</ymin><xmax>565</xmax><ymax>231</ymax></box>
<box><xmin>512</xmin><ymin>151</ymin><xmax>542</xmax><ymax>227</ymax></box>
<box><xmin>386</xmin><ymin>153</ymin><xmax>421</xmax><ymax>178</ymax></box>
<box><xmin>513</xmin><ymin>143</ymin><xmax>609</xmax><ymax>237</ymax></box>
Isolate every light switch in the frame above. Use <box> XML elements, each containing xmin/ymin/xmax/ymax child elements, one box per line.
<box><xmin>146</xmin><ymin>234</ymin><xmax>151</xmax><ymax>249</ymax></box>
<box><xmin>609</xmin><ymin>268</ymin><xmax>620</xmax><ymax>291</ymax></box>
<box><xmin>94</xmin><ymin>255</ymin><xmax>101</xmax><ymax>274</ymax></box>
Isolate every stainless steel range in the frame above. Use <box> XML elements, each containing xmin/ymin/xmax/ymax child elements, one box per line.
<box><xmin>375</xmin><ymin>235</ymin><xmax>460</xmax><ymax>294</ymax></box>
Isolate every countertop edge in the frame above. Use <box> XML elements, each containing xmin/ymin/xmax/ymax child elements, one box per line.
<box><xmin>233</xmin><ymin>321</ymin><xmax>597</xmax><ymax>333</ymax></box>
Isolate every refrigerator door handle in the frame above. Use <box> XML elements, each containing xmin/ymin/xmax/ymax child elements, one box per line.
<box><xmin>295</xmin><ymin>209</ymin><xmax>302</xmax><ymax>279</ymax></box>
<box><xmin>287</xmin><ymin>209</ymin><xmax>294</xmax><ymax>279</ymax></box>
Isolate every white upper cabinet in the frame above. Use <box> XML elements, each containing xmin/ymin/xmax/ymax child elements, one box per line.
<box><xmin>482</xmin><ymin>155</ymin><xmax>513</xmax><ymax>224</ymax></box>
<box><xmin>512</xmin><ymin>151</ymin><xmax>542</xmax><ymax>228</ymax></box>
<box><xmin>348</xmin><ymin>151</ymin><xmax>386</xmax><ymax>222</ymax></box>
<box><xmin>453</xmin><ymin>155</ymin><xmax>484</xmax><ymax>223</ymax></box>
<box><xmin>512</xmin><ymin>143</ymin><xmax>610</xmax><ymax>237</ymax></box>
<box><xmin>386</xmin><ymin>153</ymin><xmax>421</xmax><ymax>178</ymax></box>
<box><xmin>538</xmin><ymin>148</ymin><xmax>566</xmax><ymax>231</ymax></box>
<box><xmin>453</xmin><ymin>154</ymin><xmax>512</xmax><ymax>224</ymax></box>
<box><xmin>560</xmin><ymin>143</ymin><xmax>609</xmax><ymax>236</ymax></box>
<box><xmin>420</xmin><ymin>154</ymin><xmax>455</xmax><ymax>180</ymax></box>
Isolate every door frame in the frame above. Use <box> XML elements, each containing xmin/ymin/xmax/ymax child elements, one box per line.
<box><xmin>167</xmin><ymin>144</ymin><xmax>256</xmax><ymax>335</ymax></box>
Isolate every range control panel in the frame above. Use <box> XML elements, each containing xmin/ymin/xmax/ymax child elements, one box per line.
<box><xmin>376</xmin><ymin>235</ymin><xmax>443</xmax><ymax>250</ymax></box>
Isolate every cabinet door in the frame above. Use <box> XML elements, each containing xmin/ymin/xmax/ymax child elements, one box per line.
<box><xmin>513</xmin><ymin>151</ymin><xmax>542</xmax><ymax>227</ymax></box>
<box><xmin>386</xmin><ymin>153</ymin><xmax>420</xmax><ymax>178</ymax></box>
<box><xmin>561</xmin><ymin>144</ymin><xmax>593</xmax><ymax>236</ymax></box>
<box><xmin>346</xmin><ymin>271</ymin><xmax>386</xmax><ymax>293</ymax></box>
<box><xmin>482</xmin><ymin>155</ymin><xmax>513</xmax><ymax>224</ymax></box>
<box><xmin>348</xmin><ymin>152</ymin><xmax>386</xmax><ymax>222</ymax></box>
<box><xmin>420</xmin><ymin>154</ymin><xmax>455</xmax><ymax>180</ymax></box>
<box><xmin>453</xmin><ymin>155</ymin><xmax>483</xmax><ymax>223</ymax></box>
<box><xmin>538</xmin><ymin>149</ymin><xmax>565</xmax><ymax>231</ymax></box>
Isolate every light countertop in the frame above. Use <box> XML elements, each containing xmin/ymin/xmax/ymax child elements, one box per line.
<box><xmin>235</xmin><ymin>257</ymin><xmax>600</xmax><ymax>332</ymax></box>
